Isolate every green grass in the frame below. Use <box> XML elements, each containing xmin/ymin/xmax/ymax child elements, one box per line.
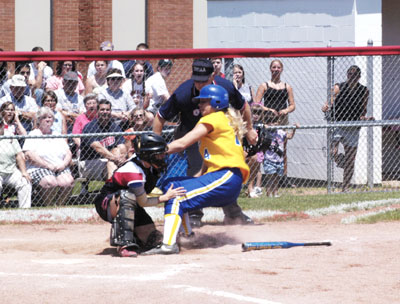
<box><xmin>356</xmin><ymin>209</ymin><xmax>400</xmax><ymax>224</ymax></box>
<box><xmin>238</xmin><ymin>190</ymin><xmax>400</xmax><ymax>212</ymax></box>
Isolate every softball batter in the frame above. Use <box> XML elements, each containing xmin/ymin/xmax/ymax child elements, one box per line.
<box><xmin>143</xmin><ymin>84</ymin><xmax>249</xmax><ymax>255</ymax></box>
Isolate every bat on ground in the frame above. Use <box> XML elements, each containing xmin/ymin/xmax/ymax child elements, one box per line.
<box><xmin>242</xmin><ymin>241</ymin><xmax>332</xmax><ymax>251</ymax></box>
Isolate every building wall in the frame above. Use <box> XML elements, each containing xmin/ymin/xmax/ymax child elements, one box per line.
<box><xmin>52</xmin><ymin>0</ymin><xmax>112</xmax><ymax>51</ymax></box>
<box><xmin>15</xmin><ymin>0</ymin><xmax>50</xmax><ymax>51</ymax></box>
<box><xmin>112</xmin><ymin>0</ymin><xmax>146</xmax><ymax>51</ymax></box>
<box><xmin>147</xmin><ymin>0</ymin><xmax>193</xmax><ymax>49</ymax></box>
<box><xmin>0</xmin><ymin>0</ymin><xmax>15</xmax><ymax>51</ymax></box>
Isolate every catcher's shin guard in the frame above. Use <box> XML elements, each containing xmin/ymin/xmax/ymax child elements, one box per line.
<box><xmin>112</xmin><ymin>191</ymin><xmax>139</xmax><ymax>250</ymax></box>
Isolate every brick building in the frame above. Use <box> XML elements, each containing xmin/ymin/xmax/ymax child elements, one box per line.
<box><xmin>0</xmin><ymin>0</ymin><xmax>205</xmax><ymax>52</ymax></box>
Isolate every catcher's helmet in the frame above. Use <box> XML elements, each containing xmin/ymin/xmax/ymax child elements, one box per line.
<box><xmin>134</xmin><ymin>133</ymin><xmax>168</xmax><ymax>170</ymax></box>
<box><xmin>194</xmin><ymin>84</ymin><xmax>229</xmax><ymax>110</ymax></box>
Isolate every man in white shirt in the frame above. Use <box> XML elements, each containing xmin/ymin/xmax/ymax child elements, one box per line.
<box><xmin>86</xmin><ymin>41</ymin><xmax>126</xmax><ymax>78</ymax></box>
<box><xmin>146</xmin><ymin>59</ymin><xmax>173</xmax><ymax>114</ymax></box>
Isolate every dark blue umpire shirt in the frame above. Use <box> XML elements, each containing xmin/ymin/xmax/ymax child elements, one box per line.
<box><xmin>158</xmin><ymin>75</ymin><xmax>245</xmax><ymax>132</ymax></box>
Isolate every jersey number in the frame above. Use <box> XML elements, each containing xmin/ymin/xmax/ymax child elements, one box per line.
<box><xmin>204</xmin><ymin>148</ymin><xmax>210</xmax><ymax>160</ymax></box>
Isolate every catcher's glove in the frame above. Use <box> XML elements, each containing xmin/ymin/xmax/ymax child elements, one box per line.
<box><xmin>243</xmin><ymin>123</ymin><xmax>274</xmax><ymax>157</ymax></box>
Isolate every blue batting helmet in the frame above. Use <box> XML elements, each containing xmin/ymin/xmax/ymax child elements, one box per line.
<box><xmin>194</xmin><ymin>84</ymin><xmax>229</xmax><ymax>110</ymax></box>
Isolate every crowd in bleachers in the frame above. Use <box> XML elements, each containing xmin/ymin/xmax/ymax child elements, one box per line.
<box><xmin>0</xmin><ymin>41</ymin><xmax>370</xmax><ymax>208</ymax></box>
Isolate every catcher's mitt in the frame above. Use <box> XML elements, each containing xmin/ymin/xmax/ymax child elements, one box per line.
<box><xmin>243</xmin><ymin>123</ymin><xmax>274</xmax><ymax>157</ymax></box>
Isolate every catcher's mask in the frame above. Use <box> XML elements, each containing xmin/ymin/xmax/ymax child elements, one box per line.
<box><xmin>134</xmin><ymin>133</ymin><xmax>168</xmax><ymax>171</ymax></box>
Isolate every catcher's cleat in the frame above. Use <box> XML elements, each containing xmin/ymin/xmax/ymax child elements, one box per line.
<box><xmin>141</xmin><ymin>243</ymin><xmax>179</xmax><ymax>255</ymax></box>
<box><xmin>118</xmin><ymin>246</ymin><xmax>138</xmax><ymax>258</ymax></box>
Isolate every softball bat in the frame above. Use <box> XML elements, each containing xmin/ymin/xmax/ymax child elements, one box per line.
<box><xmin>242</xmin><ymin>241</ymin><xmax>332</xmax><ymax>251</ymax></box>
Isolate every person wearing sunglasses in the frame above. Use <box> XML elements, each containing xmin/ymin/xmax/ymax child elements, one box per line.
<box><xmin>97</xmin><ymin>68</ymin><xmax>135</xmax><ymax>130</ymax></box>
<box><xmin>124</xmin><ymin>108</ymin><xmax>153</xmax><ymax>158</ymax></box>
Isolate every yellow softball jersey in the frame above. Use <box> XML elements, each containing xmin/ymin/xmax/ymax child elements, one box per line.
<box><xmin>198</xmin><ymin>111</ymin><xmax>249</xmax><ymax>183</ymax></box>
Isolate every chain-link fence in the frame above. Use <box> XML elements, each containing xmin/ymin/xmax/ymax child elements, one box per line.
<box><xmin>1</xmin><ymin>48</ymin><xmax>400</xmax><ymax>208</ymax></box>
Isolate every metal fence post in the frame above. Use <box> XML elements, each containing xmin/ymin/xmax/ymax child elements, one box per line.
<box><xmin>367</xmin><ymin>39</ymin><xmax>374</xmax><ymax>189</ymax></box>
<box><xmin>326</xmin><ymin>43</ymin><xmax>335</xmax><ymax>193</ymax></box>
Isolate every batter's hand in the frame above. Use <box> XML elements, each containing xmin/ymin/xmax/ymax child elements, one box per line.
<box><xmin>246</xmin><ymin>128</ymin><xmax>258</xmax><ymax>146</ymax></box>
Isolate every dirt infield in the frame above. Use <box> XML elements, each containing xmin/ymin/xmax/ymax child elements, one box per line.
<box><xmin>0</xmin><ymin>213</ymin><xmax>399</xmax><ymax>304</ymax></box>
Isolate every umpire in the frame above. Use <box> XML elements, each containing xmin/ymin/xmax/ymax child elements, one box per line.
<box><xmin>153</xmin><ymin>58</ymin><xmax>257</xmax><ymax>226</ymax></box>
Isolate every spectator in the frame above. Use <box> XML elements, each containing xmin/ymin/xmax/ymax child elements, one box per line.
<box><xmin>146</xmin><ymin>59</ymin><xmax>173</xmax><ymax>114</ymax></box>
<box><xmin>124</xmin><ymin>108</ymin><xmax>152</xmax><ymax>157</ymax></box>
<box><xmin>233</xmin><ymin>64</ymin><xmax>255</xmax><ymax>104</ymax></box>
<box><xmin>85</xmin><ymin>60</ymin><xmax>108</xmax><ymax>95</ymax></box>
<box><xmin>72</xmin><ymin>93</ymin><xmax>98</xmax><ymax>149</ymax></box>
<box><xmin>153</xmin><ymin>58</ymin><xmax>257</xmax><ymax>226</ymax></box>
<box><xmin>211</xmin><ymin>57</ymin><xmax>225</xmax><ymax>78</ymax></box>
<box><xmin>97</xmin><ymin>68</ymin><xmax>134</xmax><ymax>129</ymax></box>
<box><xmin>123</xmin><ymin>42</ymin><xmax>154</xmax><ymax>80</ymax></box>
<box><xmin>255</xmin><ymin>59</ymin><xmax>296</xmax><ymax>188</ymax></box>
<box><xmin>261</xmin><ymin>113</ymin><xmax>298</xmax><ymax>197</ymax></box>
<box><xmin>54</xmin><ymin>71</ymin><xmax>85</xmax><ymax>132</ymax></box>
<box><xmin>46</xmin><ymin>60</ymin><xmax>85</xmax><ymax>95</ymax></box>
<box><xmin>0</xmin><ymin>101</ymin><xmax>27</xmax><ymax>135</ymax></box>
<box><xmin>255</xmin><ymin>59</ymin><xmax>295</xmax><ymax>123</ymax></box>
<box><xmin>23</xmin><ymin>107</ymin><xmax>74</xmax><ymax>206</ymax></box>
<box><xmin>29</xmin><ymin>46</ymin><xmax>54</xmax><ymax>105</ymax></box>
<box><xmin>246</xmin><ymin>104</ymin><xmax>264</xmax><ymax>198</ymax></box>
<box><xmin>79</xmin><ymin>99</ymin><xmax>126</xmax><ymax>181</ymax></box>
<box><xmin>322</xmin><ymin>65</ymin><xmax>372</xmax><ymax>192</ymax></box>
<box><xmin>41</xmin><ymin>90</ymin><xmax>67</xmax><ymax>135</ymax></box>
<box><xmin>0</xmin><ymin>116</ymin><xmax>32</xmax><ymax>208</ymax></box>
<box><xmin>86</xmin><ymin>41</ymin><xmax>125</xmax><ymax>78</ymax></box>
<box><xmin>122</xmin><ymin>62</ymin><xmax>151</xmax><ymax>110</ymax></box>
<box><xmin>0</xmin><ymin>75</ymin><xmax>38</xmax><ymax>133</ymax></box>
<box><xmin>0</xmin><ymin>62</ymin><xmax>33</xmax><ymax>98</ymax></box>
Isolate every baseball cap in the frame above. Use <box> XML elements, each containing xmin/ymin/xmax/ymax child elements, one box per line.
<box><xmin>100</xmin><ymin>41</ymin><xmax>114</xmax><ymax>51</ymax></box>
<box><xmin>191</xmin><ymin>59</ymin><xmax>214</xmax><ymax>82</ymax></box>
<box><xmin>63</xmin><ymin>71</ymin><xmax>79</xmax><ymax>82</ymax></box>
<box><xmin>158</xmin><ymin>59</ymin><xmax>173</xmax><ymax>68</ymax></box>
<box><xmin>10</xmin><ymin>75</ymin><xmax>26</xmax><ymax>87</ymax></box>
<box><xmin>106</xmin><ymin>72</ymin><xmax>124</xmax><ymax>79</ymax></box>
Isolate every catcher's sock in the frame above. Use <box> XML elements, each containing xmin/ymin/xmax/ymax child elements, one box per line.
<box><xmin>163</xmin><ymin>213</ymin><xmax>181</xmax><ymax>246</ymax></box>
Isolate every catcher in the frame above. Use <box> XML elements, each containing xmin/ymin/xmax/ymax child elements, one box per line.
<box><xmin>93</xmin><ymin>133</ymin><xmax>186</xmax><ymax>257</ymax></box>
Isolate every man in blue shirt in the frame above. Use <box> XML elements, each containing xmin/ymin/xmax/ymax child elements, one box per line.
<box><xmin>153</xmin><ymin>58</ymin><xmax>257</xmax><ymax>226</ymax></box>
<box><xmin>80</xmin><ymin>99</ymin><xmax>126</xmax><ymax>181</ymax></box>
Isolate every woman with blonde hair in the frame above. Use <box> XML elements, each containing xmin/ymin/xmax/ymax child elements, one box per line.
<box><xmin>255</xmin><ymin>59</ymin><xmax>296</xmax><ymax>188</ymax></box>
<box><xmin>143</xmin><ymin>85</ymin><xmax>249</xmax><ymax>255</ymax></box>
<box><xmin>255</xmin><ymin>59</ymin><xmax>295</xmax><ymax>122</ymax></box>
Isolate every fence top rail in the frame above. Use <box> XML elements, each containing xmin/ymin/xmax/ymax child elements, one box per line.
<box><xmin>1</xmin><ymin>46</ymin><xmax>400</xmax><ymax>61</ymax></box>
<box><xmin>2</xmin><ymin>120</ymin><xmax>400</xmax><ymax>140</ymax></box>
